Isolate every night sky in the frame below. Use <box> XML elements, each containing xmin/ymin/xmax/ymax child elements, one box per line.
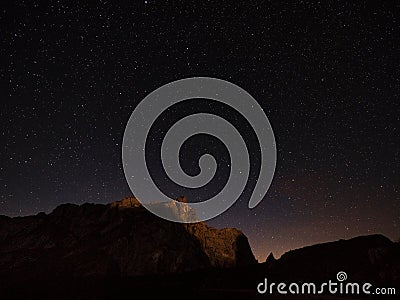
<box><xmin>1</xmin><ymin>1</ymin><xmax>399</xmax><ymax>261</ymax></box>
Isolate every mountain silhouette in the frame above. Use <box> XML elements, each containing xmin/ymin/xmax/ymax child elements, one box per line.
<box><xmin>0</xmin><ymin>197</ymin><xmax>398</xmax><ymax>299</ymax></box>
<box><xmin>0</xmin><ymin>197</ymin><xmax>255</xmax><ymax>279</ymax></box>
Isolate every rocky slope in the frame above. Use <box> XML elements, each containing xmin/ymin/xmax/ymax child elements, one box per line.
<box><xmin>0</xmin><ymin>197</ymin><xmax>256</xmax><ymax>281</ymax></box>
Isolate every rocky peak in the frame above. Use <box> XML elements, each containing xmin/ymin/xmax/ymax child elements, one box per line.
<box><xmin>109</xmin><ymin>196</ymin><xmax>141</xmax><ymax>208</ymax></box>
<box><xmin>265</xmin><ymin>252</ymin><xmax>276</xmax><ymax>264</ymax></box>
<box><xmin>175</xmin><ymin>196</ymin><xmax>187</xmax><ymax>203</ymax></box>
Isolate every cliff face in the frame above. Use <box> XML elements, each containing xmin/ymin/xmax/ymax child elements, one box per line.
<box><xmin>0</xmin><ymin>197</ymin><xmax>256</xmax><ymax>280</ymax></box>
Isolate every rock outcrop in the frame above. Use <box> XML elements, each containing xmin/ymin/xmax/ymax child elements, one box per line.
<box><xmin>0</xmin><ymin>197</ymin><xmax>256</xmax><ymax>281</ymax></box>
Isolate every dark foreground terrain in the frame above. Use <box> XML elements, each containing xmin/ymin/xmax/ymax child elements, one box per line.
<box><xmin>0</xmin><ymin>198</ymin><xmax>399</xmax><ymax>299</ymax></box>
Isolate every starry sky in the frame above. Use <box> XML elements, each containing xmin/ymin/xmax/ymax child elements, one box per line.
<box><xmin>1</xmin><ymin>1</ymin><xmax>399</xmax><ymax>261</ymax></box>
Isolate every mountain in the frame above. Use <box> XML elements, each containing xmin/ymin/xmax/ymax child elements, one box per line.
<box><xmin>0</xmin><ymin>196</ymin><xmax>256</xmax><ymax>281</ymax></box>
<box><xmin>0</xmin><ymin>198</ymin><xmax>398</xmax><ymax>299</ymax></box>
<box><xmin>264</xmin><ymin>234</ymin><xmax>400</xmax><ymax>285</ymax></box>
<box><xmin>197</xmin><ymin>234</ymin><xmax>400</xmax><ymax>298</ymax></box>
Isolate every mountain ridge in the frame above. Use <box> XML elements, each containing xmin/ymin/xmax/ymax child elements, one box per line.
<box><xmin>0</xmin><ymin>196</ymin><xmax>256</xmax><ymax>279</ymax></box>
<box><xmin>0</xmin><ymin>198</ymin><xmax>399</xmax><ymax>299</ymax></box>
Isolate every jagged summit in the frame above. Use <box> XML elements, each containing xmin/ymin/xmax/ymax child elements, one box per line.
<box><xmin>265</xmin><ymin>252</ymin><xmax>276</xmax><ymax>264</ymax></box>
<box><xmin>109</xmin><ymin>196</ymin><xmax>141</xmax><ymax>208</ymax></box>
<box><xmin>109</xmin><ymin>195</ymin><xmax>187</xmax><ymax>209</ymax></box>
<box><xmin>109</xmin><ymin>195</ymin><xmax>197</xmax><ymax>223</ymax></box>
